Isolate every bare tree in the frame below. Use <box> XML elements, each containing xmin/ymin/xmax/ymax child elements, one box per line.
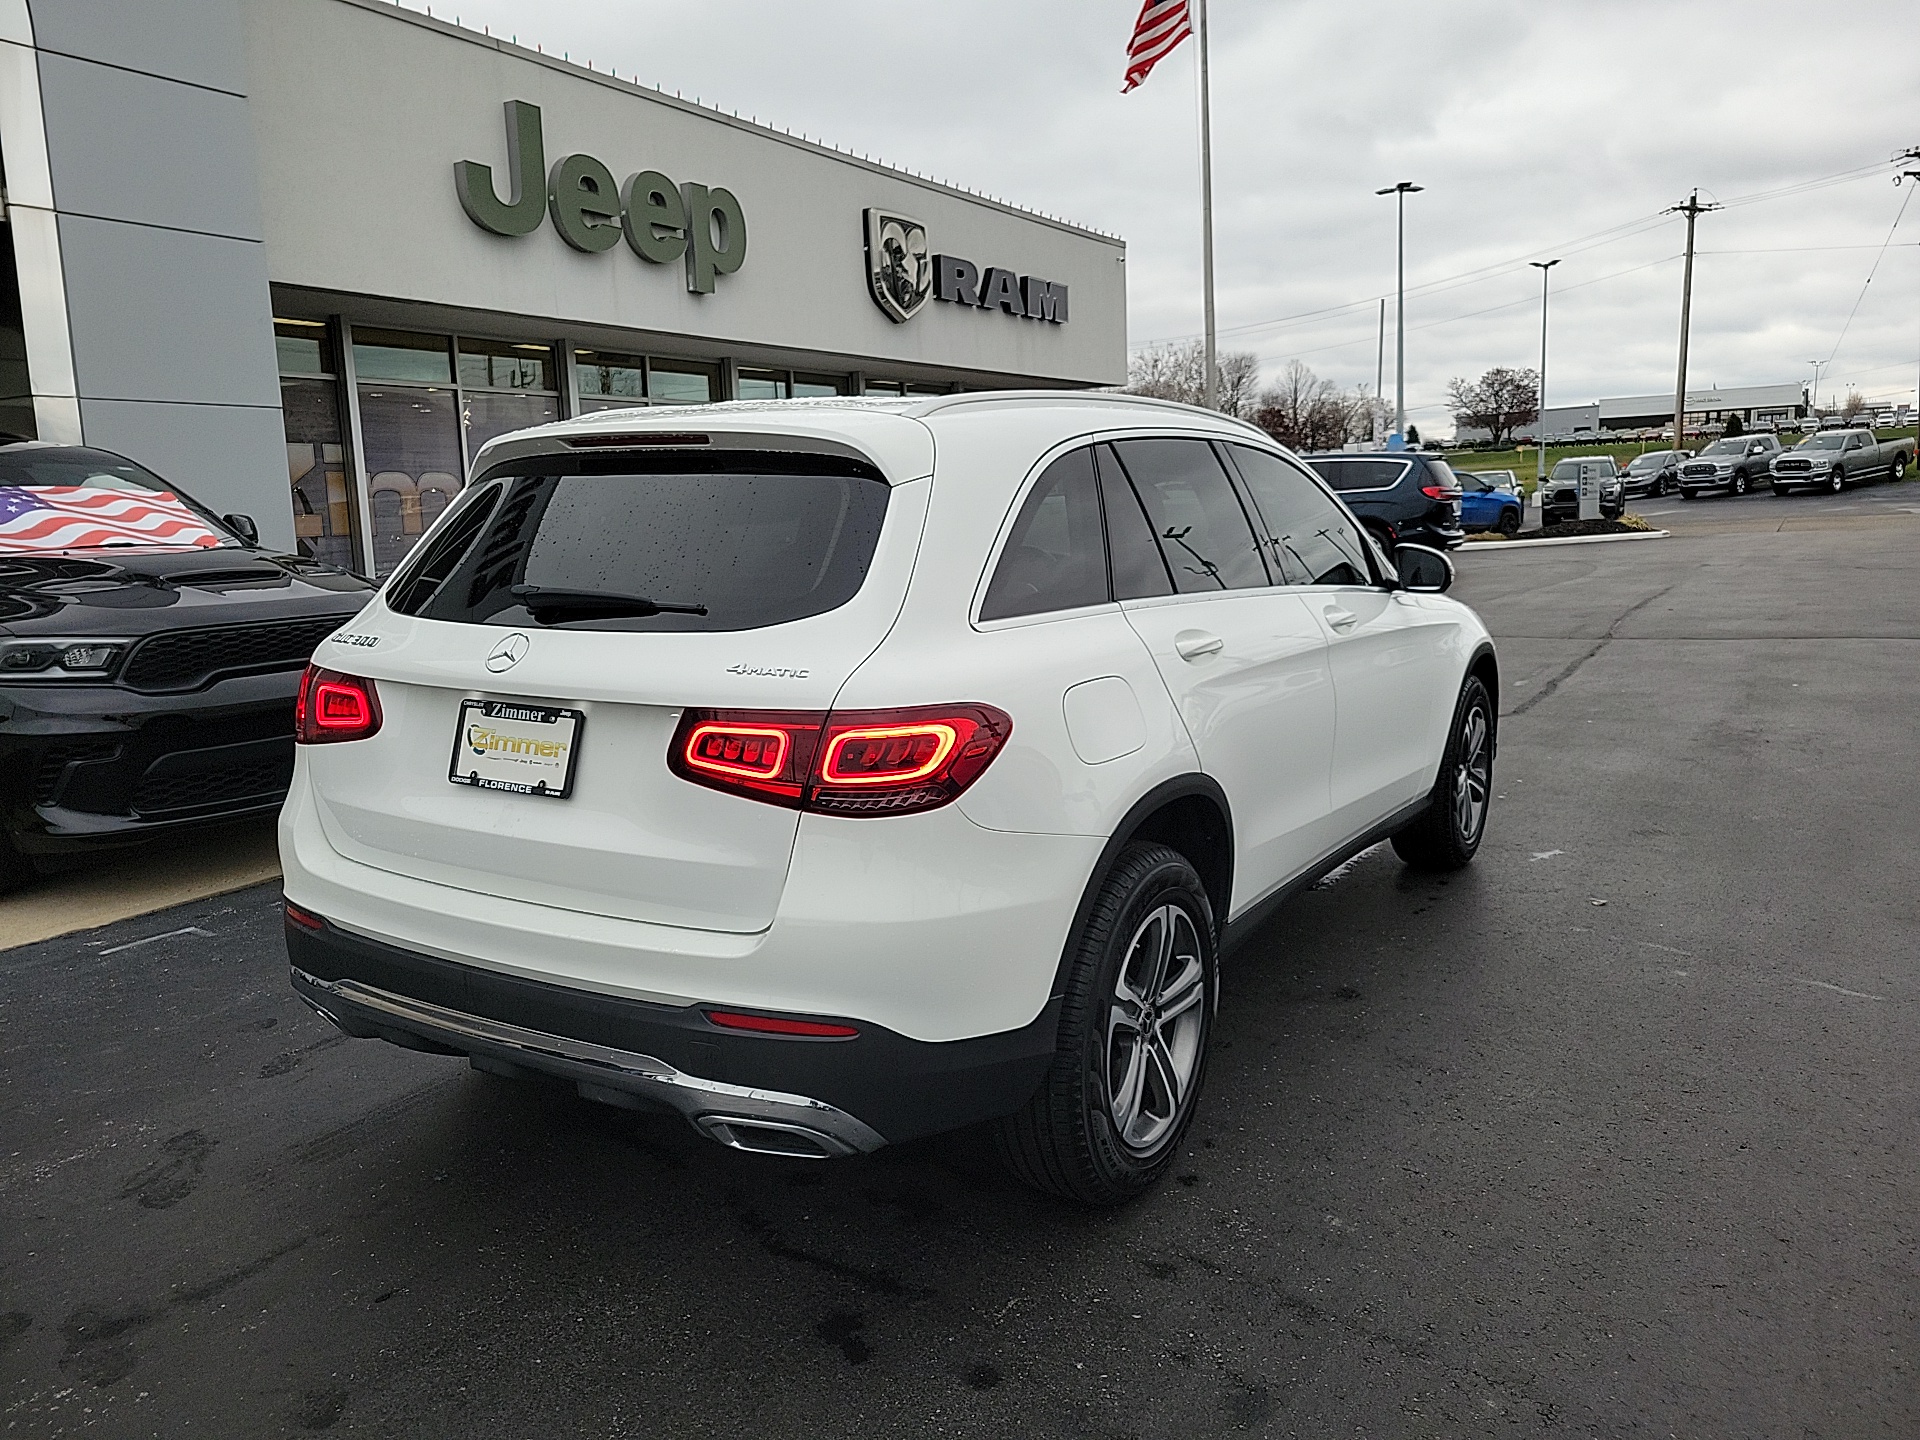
<box><xmin>1249</xmin><ymin>360</ymin><xmax>1359</xmax><ymax>452</ymax></box>
<box><xmin>1446</xmin><ymin>367</ymin><xmax>1541</xmax><ymax>447</ymax></box>
<box><xmin>1127</xmin><ymin>340</ymin><xmax>1261</xmax><ymax>417</ymax></box>
<box><xmin>1841</xmin><ymin>390</ymin><xmax>1868</xmax><ymax>421</ymax></box>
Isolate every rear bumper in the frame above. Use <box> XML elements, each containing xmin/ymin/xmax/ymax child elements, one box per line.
<box><xmin>286</xmin><ymin>914</ymin><xmax>1058</xmax><ymax>1151</ymax></box>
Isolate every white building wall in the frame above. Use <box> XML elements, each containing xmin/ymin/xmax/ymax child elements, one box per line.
<box><xmin>237</xmin><ymin>0</ymin><xmax>1127</xmax><ymax>388</ymax></box>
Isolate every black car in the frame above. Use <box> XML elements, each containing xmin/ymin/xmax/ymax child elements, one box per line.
<box><xmin>1620</xmin><ymin>448</ymin><xmax>1689</xmax><ymax>499</ymax></box>
<box><xmin>1299</xmin><ymin>451</ymin><xmax>1465</xmax><ymax>550</ymax></box>
<box><xmin>1540</xmin><ymin>456</ymin><xmax>1626</xmax><ymax>526</ymax></box>
<box><xmin>0</xmin><ymin>443</ymin><xmax>372</xmax><ymax>891</ymax></box>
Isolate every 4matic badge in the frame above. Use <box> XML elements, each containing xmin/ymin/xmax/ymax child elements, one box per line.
<box><xmin>726</xmin><ymin>663</ymin><xmax>810</xmax><ymax>679</ymax></box>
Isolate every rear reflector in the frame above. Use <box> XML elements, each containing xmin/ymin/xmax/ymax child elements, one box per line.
<box><xmin>669</xmin><ymin>703</ymin><xmax>1011</xmax><ymax>816</ymax></box>
<box><xmin>284</xmin><ymin>902</ymin><xmax>325</xmax><ymax>932</ymax></box>
<box><xmin>704</xmin><ymin>1009</ymin><xmax>860</xmax><ymax>1039</ymax></box>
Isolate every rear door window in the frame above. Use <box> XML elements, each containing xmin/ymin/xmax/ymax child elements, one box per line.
<box><xmin>1107</xmin><ymin>439</ymin><xmax>1269</xmax><ymax>593</ymax></box>
<box><xmin>1224</xmin><ymin>444</ymin><xmax>1372</xmax><ymax>586</ymax></box>
<box><xmin>388</xmin><ymin>450</ymin><xmax>889</xmax><ymax>631</ymax></box>
<box><xmin>1306</xmin><ymin>457</ymin><xmax>1408</xmax><ymax>492</ymax></box>
<box><xmin>980</xmin><ymin>447</ymin><xmax>1110</xmax><ymax>621</ymax></box>
<box><xmin>1093</xmin><ymin>445</ymin><xmax>1173</xmax><ymax>600</ymax></box>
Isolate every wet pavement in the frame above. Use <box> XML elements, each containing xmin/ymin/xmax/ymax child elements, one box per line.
<box><xmin>4</xmin><ymin>482</ymin><xmax>1917</xmax><ymax>1437</ymax></box>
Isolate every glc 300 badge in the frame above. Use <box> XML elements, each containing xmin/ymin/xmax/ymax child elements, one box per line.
<box><xmin>486</xmin><ymin>633</ymin><xmax>530</xmax><ymax>673</ymax></box>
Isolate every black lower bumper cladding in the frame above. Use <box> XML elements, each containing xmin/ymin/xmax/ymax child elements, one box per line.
<box><xmin>284</xmin><ymin>911</ymin><xmax>1058</xmax><ymax>1152</ymax></box>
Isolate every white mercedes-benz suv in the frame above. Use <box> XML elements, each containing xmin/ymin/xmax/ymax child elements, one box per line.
<box><xmin>280</xmin><ymin>393</ymin><xmax>1496</xmax><ymax>1205</ymax></box>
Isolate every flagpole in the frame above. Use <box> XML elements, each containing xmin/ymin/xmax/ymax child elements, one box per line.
<box><xmin>1195</xmin><ymin>0</ymin><xmax>1217</xmax><ymax>410</ymax></box>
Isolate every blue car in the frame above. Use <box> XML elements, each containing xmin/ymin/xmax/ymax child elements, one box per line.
<box><xmin>1456</xmin><ymin>469</ymin><xmax>1524</xmax><ymax>536</ymax></box>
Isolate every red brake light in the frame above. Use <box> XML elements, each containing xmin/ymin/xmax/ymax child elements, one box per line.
<box><xmin>295</xmin><ymin>665</ymin><xmax>382</xmax><ymax>744</ymax></box>
<box><xmin>1421</xmin><ymin>484</ymin><xmax>1462</xmax><ymax>500</ymax></box>
<box><xmin>704</xmin><ymin>1009</ymin><xmax>859</xmax><ymax>1038</ymax></box>
<box><xmin>668</xmin><ymin>703</ymin><xmax>1011</xmax><ymax>817</ymax></box>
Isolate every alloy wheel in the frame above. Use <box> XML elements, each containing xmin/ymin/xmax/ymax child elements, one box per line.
<box><xmin>1452</xmin><ymin>704</ymin><xmax>1492</xmax><ymax>845</ymax></box>
<box><xmin>1830</xmin><ymin>470</ymin><xmax>1844</xmax><ymax>494</ymax></box>
<box><xmin>1105</xmin><ymin>904</ymin><xmax>1207</xmax><ymax>1154</ymax></box>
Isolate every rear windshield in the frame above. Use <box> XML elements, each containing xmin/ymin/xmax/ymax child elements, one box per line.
<box><xmin>386</xmin><ymin>450</ymin><xmax>890</xmax><ymax>632</ymax></box>
<box><xmin>0</xmin><ymin>447</ymin><xmax>239</xmax><ymax>554</ymax></box>
<box><xmin>1305</xmin><ymin>457</ymin><xmax>1408</xmax><ymax>492</ymax></box>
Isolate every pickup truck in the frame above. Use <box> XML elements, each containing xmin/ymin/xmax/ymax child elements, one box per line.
<box><xmin>1676</xmin><ymin>435</ymin><xmax>1784</xmax><ymax>498</ymax></box>
<box><xmin>1769</xmin><ymin>429</ymin><xmax>1912</xmax><ymax>494</ymax></box>
<box><xmin>1540</xmin><ymin>456</ymin><xmax>1625</xmax><ymax>526</ymax></box>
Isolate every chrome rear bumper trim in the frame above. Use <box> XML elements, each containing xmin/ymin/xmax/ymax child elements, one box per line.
<box><xmin>290</xmin><ymin>965</ymin><xmax>887</xmax><ymax>1156</ymax></box>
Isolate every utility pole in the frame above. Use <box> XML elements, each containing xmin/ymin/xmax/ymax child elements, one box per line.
<box><xmin>1900</xmin><ymin>149</ymin><xmax>1920</xmax><ymax>437</ymax></box>
<box><xmin>1196</xmin><ymin>0</ymin><xmax>1217</xmax><ymax>410</ymax></box>
<box><xmin>1530</xmin><ymin>259</ymin><xmax>1560</xmax><ymax>487</ymax></box>
<box><xmin>1806</xmin><ymin>358</ymin><xmax>1823</xmax><ymax>420</ymax></box>
<box><xmin>1377</xmin><ymin>181</ymin><xmax>1422</xmax><ymax>445</ymax></box>
<box><xmin>1667</xmin><ymin>190</ymin><xmax>1719</xmax><ymax>451</ymax></box>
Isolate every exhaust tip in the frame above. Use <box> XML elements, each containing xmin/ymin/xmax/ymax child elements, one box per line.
<box><xmin>696</xmin><ymin>1115</ymin><xmax>850</xmax><ymax>1159</ymax></box>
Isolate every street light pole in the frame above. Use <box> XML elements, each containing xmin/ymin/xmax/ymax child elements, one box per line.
<box><xmin>1377</xmin><ymin>181</ymin><xmax>1422</xmax><ymax>445</ymax></box>
<box><xmin>1531</xmin><ymin>259</ymin><xmax>1560</xmax><ymax>488</ymax></box>
<box><xmin>1807</xmin><ymin>358</ymin><xmax>1823</xmax><ymax>420</ymax></box>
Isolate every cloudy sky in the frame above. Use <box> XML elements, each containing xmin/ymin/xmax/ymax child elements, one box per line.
<box><xmin>405</xmin><ymin>0</ymin><xmax>1919</xmax><ymax>431</ymax></box>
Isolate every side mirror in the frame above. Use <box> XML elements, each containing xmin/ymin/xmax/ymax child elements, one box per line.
<box><xmin>1394</xmin><ymin>543</ymin><xmax>1453</xmax><ymax>594</ymax></box>
<box><xmin>223</xmin><ymin>512</ymin><xmax>260</xmax><ymax>546</ymax></box>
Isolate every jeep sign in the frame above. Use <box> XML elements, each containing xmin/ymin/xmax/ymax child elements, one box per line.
<box><xmin>456</xmin><ymin>101</ymin><xmax>746</xmax><ymax>294</ymax></box>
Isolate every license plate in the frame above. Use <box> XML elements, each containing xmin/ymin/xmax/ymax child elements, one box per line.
<box><xmin>447</xmin><ymin>698</ymin><xmax>582</xmax><ymax>799</ymax></box>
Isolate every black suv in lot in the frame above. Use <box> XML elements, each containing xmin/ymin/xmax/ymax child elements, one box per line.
<box><xmin>0</xmin><ymin>442</ymin><xmax>371</xmax><ymax>891</ymax></box>
<box><xmin>1300</xmin><ymin>451</ymin><xmax>1465</xmax><ymax>550</ymax></box>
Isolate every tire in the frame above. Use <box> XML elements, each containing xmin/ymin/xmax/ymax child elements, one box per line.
<box><xmin>1654</xmin><ymin>476</ymin><xmax>1668</xmax><ymax>497</ymax></box>
<box><xmin>1828</xmin><ymin>468</ymin><xmax>1844</xmax><ymax>495</ymax></box>
<box><xmin>1732</xmin><ymin>471</ymin><xmax>1750</xmax><ymax>496</ymax></box>
<box><xmin>1391</xmin><ymin>676</ymin><xmax>1494</xmax><ymax>873</ymax></box>
<box><xmin>1495</xmin><ymin>506</ymin><xmax>1521</xmax><ymax>537</ymax></box>
<box><xmin>994</xmin><ymin>842</ymin><xmax>1216</xmax><ymax>1206</ymax></box>
<box><xmin>1362</xmin><ymin>521</ymin><xmax>1395</xmax><ymax>557</ymax></box>
<box><xmin>1893</xmin><ymin>453</ymin><xmax>1909</xmax><ymax>482</ymax></box>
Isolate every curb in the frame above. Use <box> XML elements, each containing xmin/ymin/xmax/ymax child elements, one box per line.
<box><xmin>1461</xmin><ymin>529</ymin><xmax>1670</xmax><ymax>552</ymax></box>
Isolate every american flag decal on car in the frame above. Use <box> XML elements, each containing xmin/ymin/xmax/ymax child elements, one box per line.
<box><xmin>0</xmin><ymin>486</ymin><xmax>224</xmax><ymax>552</ymax></box>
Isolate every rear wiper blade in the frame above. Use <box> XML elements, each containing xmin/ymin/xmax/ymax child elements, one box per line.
<box><xmin>509</xmin><ymin>584</ymin><xmax>707</xmax><ymax>620</ymax></box>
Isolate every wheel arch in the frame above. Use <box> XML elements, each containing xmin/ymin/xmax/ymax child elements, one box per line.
<box><xmin>1049</xmin><ymin>775</ymin><xmax>1234</xmax><ymax>1000</ymax></box>
<box><xmin>1466</xmin><ymin>641</ymin><xmax>1500</xmax><ymax>754</ymax></box>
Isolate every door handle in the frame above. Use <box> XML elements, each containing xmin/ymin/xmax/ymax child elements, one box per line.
<box><xmin>1173</xmin><ymin>629</ymin><xmax>1223</xmax><ymax>661</ymax></box>
<box><xmin>1323</xmin><ymin>606</ymin><xmax>1359</xmax><ymax>631</ymax></box>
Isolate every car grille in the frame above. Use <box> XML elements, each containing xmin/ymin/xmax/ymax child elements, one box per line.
<box><xmin>121</xmin><ymin>617</ymin><xmax>343</xmax><ymax>693</ymax></box>
<box><xmin>31</xmin><ymin>740</ymin><xmax>123</xmax><ymax>805</ymax></box>
<box><xmin>1680</xmin><ymin>463</ymin><xmax>1717</xmax><ymax>478</ymax></box>
<box><xmin>129</xmin><ymin>746</ymin><xmax>294</xmax><ymax>817</ymax></box>
<box><xmin>1774</xmin><ymin>459</ymin><xmax>1813</xmax><ymax>475</ymax></box>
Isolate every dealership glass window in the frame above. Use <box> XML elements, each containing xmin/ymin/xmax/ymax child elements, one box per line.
<box><xmin>574</xmin><ymin>348</ymin><xmax>647</xmax><ymax>410</ymax></box>
<box><xmin>457</xmin><ymin>336</ymin><xmax>555</xmax><ymax>392</ymax></box>
<box><xmin>794</xmin><ymin>373</ymin><xmax>850</xmax><ymax>398</ymax></box>
<box><xmin>740</xmin><ymin>368</ymin><xmax>850</xmax><ymax>400</ymax></box>
<box><xmin>275</xmin><ymin>319</ymin><xmax>356</xmax><ymax>572</ymax></box>
<box><xmin>352</xmin><ymin>329</ymin><xmax>453</xmax><ymax>384</ymax></box>
<box><xmin>358</xmin><ymin>385</ymin><xmax>462</xmax><ymax>576</ymax></box>
<box><xmin>864</xmin><ymin>379</ymin><xmax>904</xmax><ymax>397</ymax></box>
<box><xmin>649</xmin><ymin>358</ymin><xmax>720</xmax><ymax>404</ymax></box>
<box><xmin>463</xmin><ymin>390</ymin><xmax>559</xmax><ymax>456</ymax></box>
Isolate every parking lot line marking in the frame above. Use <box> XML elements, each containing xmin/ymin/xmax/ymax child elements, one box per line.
<box><xmin>1795</xmin><ymin>978</ymin><xmax>1886</xmax><ymax>1002</ymax></box>
<box><xmin>97</xmin><ymin>925</ymin><xmax>213</xmax><ymax>956</ymax></box>
<box><xmin>1529</xmin><ymin>850</ymin><xmax>1564</xmax><ymax>861</ymax></box>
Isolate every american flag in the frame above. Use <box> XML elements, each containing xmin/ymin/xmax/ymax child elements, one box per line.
<box><xmin>1123</xmin><ymin>0</ymin><xmax>1193</xmax><ymax>91</ymax></box>
<box><xmin>0</xmin><ymin>486</ymin><xmax>223</xmax><ymax>552</ymax></box>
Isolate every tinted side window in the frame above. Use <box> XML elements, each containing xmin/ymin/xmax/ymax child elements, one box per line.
<box><xmin>979</xmin><ymin>447</ymin><xmax>1110</xmax><ymax>621</ymax></box>
<box><xmin>1094</xmin><ymin>445</ymin><xmax>1173</xmax><ymax>600</ymax></box>
<box><xmin>1226</xmin><ymin>445</ymin><xmax>1371</xmax><ymax>587</ymax></box>
<box><xmin>1108</xmin><ymin>439</ymin><xmax>1268</xmax><ymax>593</ymax></box>
<box><xmin>1307</xmin><ymin>457</ymin><xmax>1408</xmax><ymax>492</ymax></box>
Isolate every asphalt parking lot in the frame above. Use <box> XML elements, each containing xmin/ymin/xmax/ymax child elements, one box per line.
<box><xmin>4</xmin><ymin>482</ymin><xmax>1917</xmax><ymax>1438</ymax></box>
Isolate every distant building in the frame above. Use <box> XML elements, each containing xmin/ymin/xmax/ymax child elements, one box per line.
<box><xmin>1459</xmin><ymin>382</ymin><xmax>1809</xmax><ymax>443</ymax></box>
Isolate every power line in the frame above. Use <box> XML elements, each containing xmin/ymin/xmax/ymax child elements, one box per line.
<box><xmin>1823</xmin><ymin>183</ymin><xmax>1915</xmax><ymax>372</ymax></box>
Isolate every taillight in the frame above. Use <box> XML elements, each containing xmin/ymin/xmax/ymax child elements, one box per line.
<box><xmin>284</xmin><ymin>902</ymin><xmax>325</xmax><ymax>932</ymax></box>
<box><xmin>1421</xmin><ymin>484</ymin><xmax>1462</xmax><ymax>501</ymax></box>
<box><xmin>668</xmin><ymin>703</ymin><xmax>1011</xmax><ymax>816</ymax></box>
<box><xmin>294</xmin><ymin>665</ymin><xmax>383</xmax><ymax>744</ymax></box>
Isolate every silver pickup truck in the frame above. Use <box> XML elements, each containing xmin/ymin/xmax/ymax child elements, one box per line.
<box><xmin>1676</xmin><ymin>434</ymin><xmax>1784</xmax><ymax>498</ymax></box>
<box><xmin>1770</xmin><ymin>429</ymin><xmax>1913</xmax><ymax>495</ymax></box>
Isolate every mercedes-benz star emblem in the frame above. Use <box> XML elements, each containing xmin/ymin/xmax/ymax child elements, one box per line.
<box><xmin>486</xmin><ymin>633</ymin><xmax>530</xmax><ymax>673</ymax></box>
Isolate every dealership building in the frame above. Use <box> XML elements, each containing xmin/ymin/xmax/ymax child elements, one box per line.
<box><xmin>0</xmin><ymin>0</ymin><xmax>1127</xmax><ymax>573</ymax></box>
<box><xmin>1501</xmin><ymin>381</ymin><xmax>1810</xmax><ymax>443</ymax></box>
